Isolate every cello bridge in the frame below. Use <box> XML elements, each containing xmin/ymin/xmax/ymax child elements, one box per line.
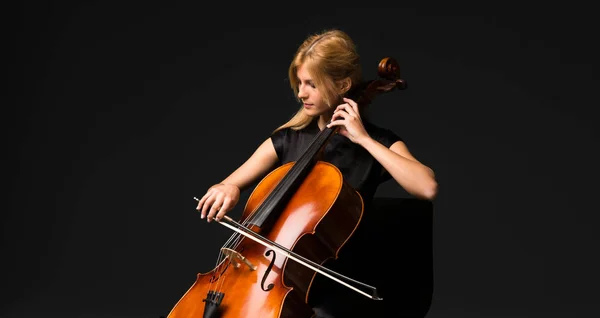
<box><xmin>221</xmin><ymin>247</ymin><xmax>257</xmax><ymax>271</ymax></box>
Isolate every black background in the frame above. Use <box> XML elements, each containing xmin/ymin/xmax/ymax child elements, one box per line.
<box><xmin>6</xmin><ymin>2</ymin><xmax>599</xmax><ymax>317</ymax></box>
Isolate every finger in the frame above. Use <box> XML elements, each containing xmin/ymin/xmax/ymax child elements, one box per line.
<box><xmin>215</xmin><ymin>198</ymin><xmax>232</xmax><ymax>221</ymax></box>
<box><xmin>341</xmin><ymin>99</ymin><xmax>360</xmax><ymax>116</ymax></box>
<box><xmin>337</xmin><ymin>103</ymin><xmax>357</xmax><ymax>117</ymax></box>
<box><xmin>334</xmin><ymin>106</ymin><xmax>352</xmax><ymax>116</ymax></box>
<box><xmin>201</xmin><ymin>195</ymin><xmax>216</xmax><ymax>219</ymax></box>
<box><xmin>197</xmin><ymin>191</ymin><xmax>210</xmax><ymax>211</ymax></box>
<box><xmin>343</xmin><ymin>97</ymin><xmax>358</xmax><ymax>108</ymax></box>
<box><xmin>335</xmin><ymin>104</ymin><xmax>350</xmax><ymax>112</ymax></box>
<box><xmin>207</xmin><ymin>204</ymin><xmax>221</xmax><ymax>222</ymax></box>
<box><xmin>198</xmin><ymin>186</ymin><xmax>218</xmax><ymax>209</ymax></box>
<box><xmin>206</xmin><ymin>203</ymin><xmax>220</xmax><ymax>222</ymax></box>
<box><xmin>207</xmin><ymin>196</ymin><xmax>224</xmax><ymax>222</ymax></box>
<box><xmin>331</xmin><ymin>111</ymin><xmax>345</xmax><ymax>122</ymax></box>
<box><xmin>344</xmin><ymin>104</ymin><xmax>358</xmax><ymax>117</ymax></box>
<box><xmin>327</xmin><ymin>120</ymin><xmax>344</xmax><ymax>128</ymax></box>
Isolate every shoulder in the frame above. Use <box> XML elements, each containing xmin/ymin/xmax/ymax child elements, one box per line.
<box><xmin>270</xmin><ymin>125</ymin><xmax>310</xmax><ymax>161</ymax></box>
<box><xmin>270</xmin><ymin>126</ymin><xmax>294</xmax><ymax>144</ymax></box>
<box><xmin>364</xmin><ymin>121</ymin><xmax>403</xmax><ymax>148</ymax></box>
<box><xmin>270</xmin><ymin>127</ymin><xmax>290</xmax><ymax>157</ymax></box>
<box><xmin>271</xmin><ymin>120</ymin><xmax>317</xmax><ymax>141</ymax></box>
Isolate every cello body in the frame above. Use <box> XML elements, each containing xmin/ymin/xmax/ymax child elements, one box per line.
<box><xmin>167</xmin><ymin>161</ymin><xmax>363</xmax><ymax>318</ymax></box>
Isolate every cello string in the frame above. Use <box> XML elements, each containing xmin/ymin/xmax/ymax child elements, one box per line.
<box><xmin>213</xmin><ymin>233</ymin><xmax>243</xmax><ymax>294</ymax></box>
<box><xmin>207</xmin><ymin>235</ymin><xmax>229</xmax><ymax>292</ymax></box>
<box><xmin>237</xmin><ymin>127</ymin><xmax>324</xmax><ymax>229</ymax></box>
<box><xmin>198</xmin><ymin>128</ymin><xmax>329</xmax><ymax>295</ymax></box>
<box><xmin>215</xmin><ymin>218</ymin><xmax>250</xmax><ymax>291</ymax></box>
<box><xmin>238</xmin><ymin>128</ymin><xmax>326</xmax><ymax>227</ymax></box>
<box><xmin>217</xmin><ymin>129</ymin><xmax>328</xmax><ymax>267</ymax></box>
<box><xmin>194</xmin><ymin>196</ymin><xmax>241</xmax><ymax>294</ymax></box>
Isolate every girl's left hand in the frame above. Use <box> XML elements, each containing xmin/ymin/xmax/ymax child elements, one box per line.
<box><xmin>327</xmin><ymin>97</ymin><xmax>370</xmax><ymax>144</ymax></box>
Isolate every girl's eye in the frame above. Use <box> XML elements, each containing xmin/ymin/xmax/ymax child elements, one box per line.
<box><xmin>299</xmin><ymin>82</ymin><xmax>316</xmax><ymax>89</ymax></box>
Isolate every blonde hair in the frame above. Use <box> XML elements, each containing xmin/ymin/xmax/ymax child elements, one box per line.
<box><xmin>274</xmin><ymin>29</ymin><xmax>362</xmax><ymax>132</ymax></box>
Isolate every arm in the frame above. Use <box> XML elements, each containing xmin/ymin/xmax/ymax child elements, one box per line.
<box><xmin>197</xmin><ymin>138</ymin><xmax>279</xmax><ymax>221</ymax></box>
<box><xmin>360</xmin><ymin>138</ymin><xmax>438</xmax><ymax>201</ymax></box>
<box><xmin>220</xmin><ymin>138</ymin><xmax>280</xmax><ymax>191</ymax></box>
<box><xmin>327</xmin><ymin>97</ymin><xmax>438</xmax><ymax>201</ymax></box>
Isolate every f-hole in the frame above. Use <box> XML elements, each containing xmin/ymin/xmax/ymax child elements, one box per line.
<box><xmin>261</xmin><ymin>249</ymin><xmax>276</xmax><ymax>291</ymax></box>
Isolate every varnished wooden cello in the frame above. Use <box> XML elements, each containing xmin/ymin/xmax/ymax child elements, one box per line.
<box><xmin>167</xmin><ymin>57</ymin><xmax>407</xmax><ymax>318</ymax></box>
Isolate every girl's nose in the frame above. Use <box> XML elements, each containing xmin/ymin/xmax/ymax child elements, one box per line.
<box><xmin>298</xmin><ymin>90</ymin><xmax>307</xmax><ymax>99</ymax></box>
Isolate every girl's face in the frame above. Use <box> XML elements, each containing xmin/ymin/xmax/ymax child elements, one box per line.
<box><xmin>296</xmin><ymin>64</ymin><xmax>332</xmax><ymax>118</ymax></box>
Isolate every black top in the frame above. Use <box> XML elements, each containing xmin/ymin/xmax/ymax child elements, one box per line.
<box><xmin>270</xmin><ymin>118</ymin><xmax>404</xmax><ymax>314</ymax></box>
<box><xmin>270</xmin><ymin>118</ymin><xmax>403</xmax><ymax>207</ymax></box>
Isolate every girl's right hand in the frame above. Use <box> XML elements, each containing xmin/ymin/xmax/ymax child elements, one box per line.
<box><xmin>196</xmin><ymin>183</ymin><xmax>240</xmax><ymax>222</ymax></box>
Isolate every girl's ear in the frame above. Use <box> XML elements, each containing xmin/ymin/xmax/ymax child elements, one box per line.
<box><xmin>337</xmin><ymin>77</ymin><xmax>352</xmax><ymax>95</ymax></box>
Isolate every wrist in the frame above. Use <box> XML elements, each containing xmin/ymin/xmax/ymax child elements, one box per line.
<box><xmin>357</xmin><ymin>135</ymin><xmax>375</xmax><ymax>148</ymax></box>
<box><xmin>220</xmin><ymin>183</ymin><xmax>241</xmax><ymax>192</ymax></box>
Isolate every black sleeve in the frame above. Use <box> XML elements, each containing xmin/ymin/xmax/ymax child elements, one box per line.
<box><xmin>376</xmin><ymin>127</ymin><xmax>403</xmax><ymax>148</ymax></box>
<box><xmin>270</xmin><ymin>128</ymin><xmax>287</xmax><ymax>164</ymax></box>
<box><xmin>372</xmin><ymin>126</ymin><xmax>404</xmax><ymax>183</ymax></box>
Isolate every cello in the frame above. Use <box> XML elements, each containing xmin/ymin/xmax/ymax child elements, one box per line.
<box><xmin>166</xmin><ymin>57</ymin><xmax>407</xmax><ymax>318</ymax></box>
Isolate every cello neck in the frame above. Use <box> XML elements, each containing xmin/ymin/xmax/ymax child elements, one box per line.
<box><xmin>246</xmin><ymin>57</ymin><xmax>406</xmax><ymax>229</ymax></box>
<box><xmin>244</xmin><ymin>126</ymin><xmax>335</xmax><ymax>229</ymax></box>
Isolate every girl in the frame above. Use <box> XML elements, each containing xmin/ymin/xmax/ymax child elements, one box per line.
<box><xmin>196</xmin><ymin>28</ymin><xmax>438</xmax><ymax>317</ymax></box>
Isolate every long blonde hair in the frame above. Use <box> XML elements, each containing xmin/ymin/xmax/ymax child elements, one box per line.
<box><xmin>274</xmin><ymin>29</ymin><xmax>362</xmax><ymax>132</ymax></box>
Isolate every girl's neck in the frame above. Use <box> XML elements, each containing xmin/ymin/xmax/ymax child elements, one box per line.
<box><xmin>318</xmin><ymin>111</ymin><xmax>333</xmax><ymax>131</ymax></box>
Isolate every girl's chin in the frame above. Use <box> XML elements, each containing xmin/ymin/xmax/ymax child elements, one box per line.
<box><xmin>302</xmin><ymin>109</ymin><xmax>320</xmax><ymax>117</ymax></box>
<box><xmin>303</xmin><ymin>108</ymin><xmax>330</xmax><ymax>117</ymax></box>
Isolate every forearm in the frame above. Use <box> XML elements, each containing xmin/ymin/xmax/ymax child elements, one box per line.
<box><xmin>219</xmin><ymin>138</ymin><xmax>279</xmax><ymax>192</ymax></box>
<box><xmin>359</xmin><ymin>137</ymin><xmax>438</xmax><ymax>200</ymax></box>
<box><xmin>220</xmin><ymin>166</ymin><xmax>264</xmax><ymax>192</ymax></box>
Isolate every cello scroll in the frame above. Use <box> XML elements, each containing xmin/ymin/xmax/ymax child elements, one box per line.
<box><xmin>351</xmin><ymin>57</ymin><xmax>407</xmax><ymax>108</ymax></box>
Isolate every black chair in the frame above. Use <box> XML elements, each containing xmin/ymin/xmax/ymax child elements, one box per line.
<box><xmin>312</xmin><ymin>197</ymin><xmax>434</xmax><ymax>317</ymax></box>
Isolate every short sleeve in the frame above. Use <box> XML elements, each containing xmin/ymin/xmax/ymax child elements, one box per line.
<box><xmin>365</xmin><ymin>123</ymin><xmax>404</xmax><ymax>183</ymax></box>
<box><xmin>376</xmin><ymin>128</ymin><xmax>403</xmax><ymax>148</ymax></box>
<box><xmin>270</xmin><ymin>128</ymin><xmax>287</xmax><ymax>164</ymax></box>
<box><xmin>364</xmin><ymin>121</ymin><xmax>403</xmax><ymax>148</ymax></box>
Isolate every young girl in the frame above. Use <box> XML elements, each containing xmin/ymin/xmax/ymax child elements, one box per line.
<box><xmin>196</xmin><ymin>29</ymin><xmax>437</xmax><ymax>317</ymax></box>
